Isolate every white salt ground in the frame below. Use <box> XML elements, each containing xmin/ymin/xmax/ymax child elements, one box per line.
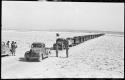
<box><xmin>1</xmin><ymin>32</ymin><xmax>124</xmax><ymax>78</ymax></box>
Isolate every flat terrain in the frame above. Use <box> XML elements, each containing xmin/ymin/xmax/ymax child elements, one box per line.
<box><xmin>1</xmin><ymin>31</ymin><xmax>124</xmax><ymax>78</ymax></box>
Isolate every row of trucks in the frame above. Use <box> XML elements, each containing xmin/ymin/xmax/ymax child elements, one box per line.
<box><xmin>53</xmin><ymin>33</ymin><xmax>105</xmax><ymax>50</ymax></box>
<box><xmin>2</xmin><ymin>33</ymin><xmax>104</xmax><ymax>61</ymax></box>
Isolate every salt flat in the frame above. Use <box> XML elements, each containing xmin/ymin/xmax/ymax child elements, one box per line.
<box><xmin>1</xmin><ymin>30</ymin><xmax>124</xmax><ymax>78</ymax></box>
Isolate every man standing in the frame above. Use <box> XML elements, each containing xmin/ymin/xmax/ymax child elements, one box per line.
<box><xmin>11</xmin><ymin>41</ymin><xmax>17</xmax><ymax>56</ymax></box>
<box><xmin>14</xmin><ymin>42</ymin><xmax>17</xmax><ymax>56</ymax></box>
<box><xmin>2</xmin><ymin>41</ymin><xmax>5</xmax><ymax>46</ymax></box>
<box><xmin>56</xmin><ymin>33</ymin><xmax>59</xmax><ymax>57</ymax></box>
<box><xmin>11</xmin><ymin>41</ymin><xmax>14</xmax><ymax>56</ymax></box>
<box><xmin>6</xmin><ymin>41</ymin><xmax>10</xmax><ymax>48</ymax></box>
<box><xmin>65</xmin><ymin>39</ymin><xmax>69</xmax><ymax>58</ymax></box>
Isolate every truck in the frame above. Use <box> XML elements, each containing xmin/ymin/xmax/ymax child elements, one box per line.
<box><xmin>24</xmin><ymin>42</ymin><xmax>50</xmax><ymax>61</ymax></box>
<box><xmin>53</xmin><ymin>38</ymin><xmax>68</xmax><ymax>50</ymax></box>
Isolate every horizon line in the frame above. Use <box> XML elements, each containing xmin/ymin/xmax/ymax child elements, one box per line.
<box><xmin>2</xmin><ymin>28</ymin><xmax>124</xmax><ymax>34</ymax></box>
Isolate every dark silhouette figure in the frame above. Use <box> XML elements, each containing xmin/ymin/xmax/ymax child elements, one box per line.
<box><xmin>11</xmin><ymin>41</ymin><xmax>17</xmax><ymax>56</ymax></box>
<box><xmin>6</xmin><ymin>41</ymin><xmax>10</xmax><ymax>48</ymax></box>
<box><xmin>65</xmin><ymin>40</ymin><xmax>69</xmax><ymax>58</ymax></box>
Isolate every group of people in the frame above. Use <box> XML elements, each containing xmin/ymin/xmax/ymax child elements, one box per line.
<box><xmin>2</xmin><ymin>41</ymin><xmax>17</xmax><ymax>56</ymax></box>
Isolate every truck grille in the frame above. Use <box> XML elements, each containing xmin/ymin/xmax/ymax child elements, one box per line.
<box><xmin>31</xmin><ymin>53</ymin><xmax>39</xmax><ymax>57</ymax></box>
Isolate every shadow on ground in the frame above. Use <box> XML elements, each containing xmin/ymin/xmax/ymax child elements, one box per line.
<box><xmin>49</xmin><ymin>55</ymin><xmax>68</xmax><ymax>58</ymax></box>
<box><xmin>1</xmin><ymin>55</ymin><xmax>10</xmax><ymax>57</ymax></box>
<box><xmin>18</xmin><ymin>57</ymin><xmax>40</xmax><ymax>62</ymax></box>
<box><xmin>18</xmin><ymin>55</ymin><xmax>68</xmax><ymax>62</ymax></box>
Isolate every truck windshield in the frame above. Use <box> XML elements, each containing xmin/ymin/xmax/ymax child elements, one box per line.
<box><xmin>32</xmin><ymin>44</ymin><xmax>43</xmax><ymax>48</ymax></box>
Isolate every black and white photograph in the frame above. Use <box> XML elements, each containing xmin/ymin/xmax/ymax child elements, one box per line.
<box><xmin>1</xmin><ymin>0</ymin><xmax>124</xmax><ymax>79</ymax></box>
<box><xmin>2</xmin><ymin>0</ymin><xmax>68</xmax><ymax>1</ymax></box>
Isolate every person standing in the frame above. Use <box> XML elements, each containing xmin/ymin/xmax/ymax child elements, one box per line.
<box><xmin>11</xmin><ymin>41</ymin><xmax>14</xmax><ymax>56</ymax></box>
<box><xmin>11</xmin><ymin>41</ymin><xmax>17</xmax><ymax>56</ymax></box>
<box><xmin>65</xmin><ymin>39</ymin><xmax>69</xmax><ymax>58</ymax></box>
<box><xmin>6</xmin><ymin>41</ymin><xmax>10</xmax><ymax>48</ymax></box>
<box><xmin>56</xmin><ymin>33</ymin><xmax>59</xmax><ymax>57</ymax></box>
<box><xmin>2</xmin><ymin>41</ymin><xmax>5</xmax><ymax>46</ymax></box>
<box><xmin>14</xmin><ymin>42</ymin><xmax>17</xmax><ymax>56</ymax></box>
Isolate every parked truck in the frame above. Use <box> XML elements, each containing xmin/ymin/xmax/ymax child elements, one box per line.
<box><xmin>24</xmin><ymin>42</ymin><xmax>50</xmax><ymax>61</ymax></box>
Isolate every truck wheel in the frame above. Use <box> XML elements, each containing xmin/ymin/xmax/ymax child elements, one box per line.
<box><xmin>25</xmin><ymin>51</ymin><xmax>30</xmax><ymax>61</ymax></box>
<box><xmin>38</xmin><ymin>55</ymin><xmax>42</xmax><ymax>62</ymax></box>
<box><xmin>46</xmin><ymin>54</ymin><xmax>48</xmax><ymax>58</ymax></box>
<box><xmin>25</xmin><ymin>57</ymin><xmax>29</xmax><ymax>61</ymax></box>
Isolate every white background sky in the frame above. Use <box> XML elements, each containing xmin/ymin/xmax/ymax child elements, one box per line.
<box><xmin>2</xmin><ymin>2</ymin><xmax>124</xmax><ymax>32</ymax></box>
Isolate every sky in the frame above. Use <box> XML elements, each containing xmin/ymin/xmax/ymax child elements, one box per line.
<box><xmin>2</xmin><ymin>1</ymin><xmax>124</xmax><ymax>32</ymax></box>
